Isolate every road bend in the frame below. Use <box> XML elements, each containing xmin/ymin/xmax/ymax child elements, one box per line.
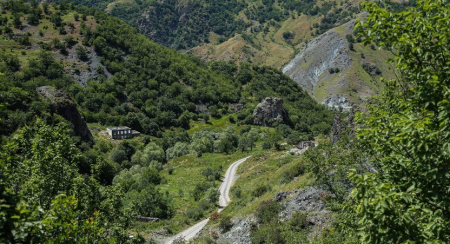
<box><xmin>164</xmin><ymin>156</ymin><xmax>251</xmax><ymax>244</ymax></box>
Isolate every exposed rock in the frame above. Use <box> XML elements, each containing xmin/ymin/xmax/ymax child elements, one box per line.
<box><xmin>215</xmin><ymin>218</ymin><xmax>254</xmax><ymax>244</ymax></box>
<box><xmin>282</xmin><ymin>23</ymin><xmax>352</xmax><ymax>97</ymax></box>
<box><xmin>331</xmin><ymin>112</ymin><xmax>344</xmax><ymax>143</ymax></box>
<box><xmin>323</xmin><ymin>95</ymin><xmax>352</xmax><ymax>111</ymax></box>
<box><xmin>279</xmin><ymin>187</ymin><xmax>328</xmax><ymax>218</ymax></box>
<box><xmin>275</xmin><ymin>191</ymin><xmax>293</xmax><ymax>202</ymax></box>
<box><xmin>347</xmin><ymin>105</ymin><xmax>356</xmax><ymax>138</ymax></box>
<box><xmin>278</xmin><ymin>186</ymin><xmax>332</xmax><ymax>241</ymax></box>
<box><xmin>331</xmin><ymin>105</ymin><xmax>356</xmax><ymax>143</ymax></box>
<box><xmin>147</xmin><ymin>228</ymin><xmax>170</xmax><ymax>244</ymax></box>
<box><xmin>253</xmin><ymin>97</ymin><xmax>286</xmax><ymax>126</ymax></box>
<box><xmin>59</xmin><ymin>45</ymin><xmax>112</xmax><ymax>86</ymax></box>
<box><xmin>36</xmin><ymin>86</ymin><xmax>92</xmax><ymax>142</ymax></box>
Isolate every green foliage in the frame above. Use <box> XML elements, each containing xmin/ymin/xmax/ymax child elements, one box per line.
<box><xmin>1</xmin><ymin>120</ymin><xmax>133</xmax><ymax>242</ymax></box>
<box><xmin>350</xmin><ymin>0</ymin><xmax>450</xmax><ymax>242</ymax></box>
<box><xmin>201</xmin><ymin>167</ymin><xmax>222</xmax><ymax>182</ymax></box>
<box><xmin>251</xmin><ymin>199</ymin><xmax>309</xmax><ymax>244</ymax></box>
<box><xmin>305</xmin><ymin>138</ymin><xmax>367</xmax><ymax>203</ymax></box>
<box><xmin>219</xmin><ymin>216</ymin><xmax>233</xmax><ymax>233</ymax></box>
<box><xmin>252</xmin><ymin>185</ymin><xmax>269</xmax><ymax>198</ymax></box>
<box><xmin>166</xmin><ymin>142</ymin><xmax>190</xmax><ymax>161</ymax></box>
<box><xmin>4</xmin><ymin>120</ymin><xmax>80</xmax><ymax>208</ymax></box>
<box><xmin>131</xmin><ymin>142</ymin><xmax>165</xmax><ymax>166</ymax></box>
<box><xmin>124</xmin><ymin>186</ymin><xmax>173</xmax><ymax>219</ymax></box>
<box><xmin>1</xmin><ymin>2</ymin><xmax>333</xmax><ymax>138</ymax></box>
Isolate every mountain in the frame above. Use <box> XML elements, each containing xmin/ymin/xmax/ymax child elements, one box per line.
<box><xmin>42</xmin><ymin>0</ymin><xmax>412</xmax><ymax>108</ymax></box>
<box><xmin>0</xmin><ymin>1</ymin><xmax>333</xmax><ymax>139</ymax></box>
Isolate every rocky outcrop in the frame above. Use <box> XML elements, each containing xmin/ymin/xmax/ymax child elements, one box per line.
<box><xmin>277</xmin><ymin>186</ymin><xmax>332</xmax><ymax>241</ymax></box>
<box><xmin>215</xmin><ymin>218</ymin><xmax>254</xmax><ymax>244</ymax></box>
<box><xmin>253</xmin><ymin>97</ymin><xmax>286</xmax><ymax>126</ymax></box>
<box><xmin>323</xmin><ymin>95</ymin><xmax>352</xmax><ymax>111</ymax></box>
<box><xmin>277</xmin><ymin>187</ymin><xmax>328</xmax><ymax>216</ymax></box>
<box><xmin>331</xmin><ymin>106</ymin><xmax>356</xmax><ymax>143</ymax></box>
<box><xmin>36</xmin><ymin>86</ymin><xmax>92</xmax><ymax>142</ymax></box>
<box><xmin>331</xmin><ymin>112</ymin><xmax>344</xmax><ymax>143</ymax></box>
<box><xmin>282</xmin><ymin>21</ymin><xmax>352</xmax><ymax>97</ymax></box>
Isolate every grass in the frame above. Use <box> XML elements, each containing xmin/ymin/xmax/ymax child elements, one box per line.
<box><xmin>227</xmin><ymin>150</ymin><xmax>310</xmax><ymax>215</ymax></box>
<box><xmin>131</xmin><ymin>150</ymin><xmax>256</xmax><ymax>236</ymax></box>
<box><xmin>189</xmin><ymin>11</ymin><xmax>326</xmax><ymax>69</ymax></box>
<box><xmin>311</xmin><ymin>22</ymin><xmax>394</xmax><ymax>104</ymax></box>
<box><xmin>203</xmin><ymin>148</ymin><xmax>313</xmax><ymax>231</ymax></box>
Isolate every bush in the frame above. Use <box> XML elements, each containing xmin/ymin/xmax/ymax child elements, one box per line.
<box><xmin>205</xmin><ymin>187</ymin><xmax>219</xmax><ymax>203</ymax></box>
<box><xmin>228</xmin><ymin>115</ymin><xmax>236</xmax><ymax>124</ymax></box>
<box><xmin>192</xmin><ymin>183</ymin><xmax>210</xmax><ymax>201</ymax></box>
<box><xmin>109</xmin><ymin>149</ymin><xmax>127</xmax><ymax>164</ymax></box>
<box><xmin>186</xmin><ymin>207</ymin><xmax>203</xmax><ymax>220</ymax></box>
<box><xmin>166</xmin><ymin>142</ymin><xmax>190</xmax><ymax>161</ymax></box>
<box><xmin>255</xmin><ymin>200</ymin><xmax>282</xmax><ymax>224</ymax></box>
<box><xmin>283</xmin><ymin>162</ymin><xmax>306</xmax><ymax>182</ymax></box>
<box><xmin>252</xmin><ymin>185</ymin><xmax>269</xmax><ymax>198</ymax></box>
<box><xmin>219</xmin><ymin>216</ymin><xmax>233</xmax><ymax>232</ymax></box>
<box><xmin>76</xmin><ymin>45</ymin><xmax>88</xmax><ymax>60</ymax></box>
<box><xmin>209</xmin><ymin>212</ymin><xmax>222</xmax><ymax>221</ymax></box>
<box><xmin>289</xmin><ymin>211</ymin><xmax>309</xmax><ymax>231</ymax></box>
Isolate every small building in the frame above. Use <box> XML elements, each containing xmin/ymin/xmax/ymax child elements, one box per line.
<box><xmin>298</xmin><ymin>141</ymin><xmax>316</xmax><ymax>150</ymax></box>
<box><xmin>107</xmin><ymin>126</ymin><xmax>140</xmax><ymax>139</ymax></box>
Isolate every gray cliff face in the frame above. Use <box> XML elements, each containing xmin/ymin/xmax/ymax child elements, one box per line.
<box><xmin>282</xmin><ymin>22</ymin><xmax>352</xmax><ymax>97</ymax></box>
<box><xmin>36</xmin><ymin>86</ymin><xmax>92</xmax><ymax>142</ymax></box>
<box><xmin>253</xmin><ymin>97</ymin><xmax>285</xmax><ymax>126</ymax></box>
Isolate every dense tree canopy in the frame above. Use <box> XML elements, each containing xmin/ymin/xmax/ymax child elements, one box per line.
<box><xmin>351</xmin><ymin>0</ymin><xmax>450</xmax><ymax>242</ymax></box>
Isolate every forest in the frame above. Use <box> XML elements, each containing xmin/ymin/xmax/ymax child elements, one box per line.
<box><xmin>47</xmin><ymin>0</ymin><xmax>362</xmax><ymax>50</ymax></box>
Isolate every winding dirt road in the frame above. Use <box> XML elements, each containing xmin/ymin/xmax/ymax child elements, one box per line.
<box><xmin>164</xmin><ymin>156</ymin><xmax>251</xmax><ymax>243</ymax></box>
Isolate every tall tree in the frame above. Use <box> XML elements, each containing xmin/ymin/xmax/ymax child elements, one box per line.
<box><xmin>351</xmin><ymin>0</ymin><xmax>450</xmax><ymax>242</ymax></box>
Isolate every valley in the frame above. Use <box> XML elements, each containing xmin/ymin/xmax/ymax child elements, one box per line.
<box><xmin>2</xmin><ymin>0</ymin><xmax>450</xmax><ymax>244</ymax></box>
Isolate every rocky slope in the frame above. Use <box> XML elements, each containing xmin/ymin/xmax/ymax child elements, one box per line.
<box><xmin>282</xmin><ymin>18</ymin><xmax>395</xmax><ymax>108</ymax></box>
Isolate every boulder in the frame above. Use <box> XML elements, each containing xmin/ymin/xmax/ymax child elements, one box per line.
<box><xmin>253</xmin><ymin>97</ymin><xmax>286</xmax><ymax>126</ymax></box>
<box><xmin>36</xmin><ymin>86</ymin><xmax>92</xmax><ymax>142</ymax></box>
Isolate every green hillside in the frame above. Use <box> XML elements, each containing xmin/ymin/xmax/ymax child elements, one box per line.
<box><xmin>0</xmin><ymin>1</ymin><xmax>333</xmax><ymax>138</ymax></box>
<box><xmin>0</xmin><ymin>1</ymin><xmax>333</xmax><ymax>241</ymax></box>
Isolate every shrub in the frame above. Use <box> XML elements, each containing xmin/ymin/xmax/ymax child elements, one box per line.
<box><xmin>209</xmin><ymin>212</ymin><xmax>222</xmax><ymax>221</ymax></box>
<box><xmin>219</xmin><ymin>216</ymin><xmax>233</xmax><ymax>232</ymax></box>
<box><xmin>186</xmin><ymin>207</ymin><xmax>203</xmax><ymax>220</ymax></box>
<box><xmin>252</xmin><ymin>185</ymin><xmax>268</xmax><ymax>198</ymax></box>
<box><xmin>289</xmin><ymin>211</ymin><xmax>309</xmax><ymax>231</ymax></box>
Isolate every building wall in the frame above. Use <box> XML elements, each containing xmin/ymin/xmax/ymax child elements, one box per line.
<box><xmin>109</xmin><ymin>129</ymin><xmax>133</xmax><ymax>139</ymax></box>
